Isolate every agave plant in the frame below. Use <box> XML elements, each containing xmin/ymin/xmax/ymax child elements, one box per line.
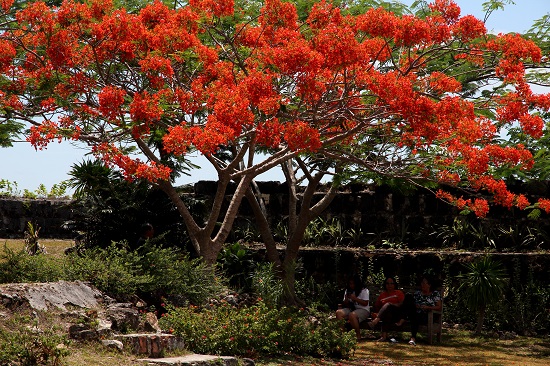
<box><xmin>458</xmin><ymin>257</ymin><xmax>508</xmax><ymax>334</ymax></box>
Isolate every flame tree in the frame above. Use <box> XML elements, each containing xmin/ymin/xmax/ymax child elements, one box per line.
<box><xmin>1</xmin><ymin>0</ymin><xmax>549</xmax><ymax>268</ymax></box>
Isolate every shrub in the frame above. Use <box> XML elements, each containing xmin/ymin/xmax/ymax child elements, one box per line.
<box><xmin>0</xmin><ymin>245</ymin><xmax>65</xmax><ymax>283</ymax></box>
<box><xmin>250</xmin><ymin>262</ymin><xmax>283</xmax><ymax>307</ymax></box>
<box><xmin>217</xmin><ymin>242</ymin><xmax>254</xmax><ymax>291</ymax></box>
<box><xmin>0</xmin><ymin>314</ymin><xmax>70</xmax><ymax>365</ymax></box>
<box><xmin>137</xmin><ymin>241</ymin><xmax>222</xmax><ymax>304</ymax></box>
<box><xmin>159</xmin><ymin>301</ymin><xmax>356</xmax><ymax>358</ymax></box>
<box><xmin>63</xmin><ymin>242</ymin><xmax>149</xmax><ymax>297</ymax></box>
<box><xmin>64</xmin><ymin>241</ymin><xmax>222</xmax><ymax>303</ymax></box>
<box><xmin>457</xmin><ymin>257</ymin><xmax>508</xmax><ymax>334</ymax></box>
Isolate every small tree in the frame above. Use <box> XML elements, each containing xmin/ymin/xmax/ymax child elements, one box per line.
<box><xmin>24</xmin><ymin>222</ymin><xmax>46</xmax><ymax>255</ymax></box>
<box><xmin>458</xmin><ymin>256</ymin><xmax>507</xmax><ymax>334</ymax></box>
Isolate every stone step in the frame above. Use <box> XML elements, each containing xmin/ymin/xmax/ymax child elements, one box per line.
<box><xmin>115</xmin><ymin>333</ymin><xmax>185</xmax><ymax>358</ymax></box>
<box><xmin>138</xmin><ymin>354</ymin><xmax>255</xmax><ymax>366</ymax></box>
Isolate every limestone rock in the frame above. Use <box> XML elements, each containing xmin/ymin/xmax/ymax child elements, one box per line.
<box><xmin>106</xmin><ymin>303</ymin><xmax>140</xmax><ymax>332</ymax></box>
<box><xmin>101</xmin><ymin>339</ymin><xmax>124</xmax><ymax>352</ymax></box>
<box><xmin>142</xmin><ymin>312</ymin><xmax>161</xmax><ymax>333</ymax></box>
<box><xmin>68</xmin><ymin>323</ymin><xmax>99</xmax><ymax>341</ymax></box>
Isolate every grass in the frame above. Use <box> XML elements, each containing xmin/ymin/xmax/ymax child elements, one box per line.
<box><xmin>257</xmin><ymin>330</ymin><xmax>550</xmax><ymax>366</ymax></box>
<box><xmin>1</xmin><ymin>238</ymin><xmax>549</xmax><ymax>365</ymax></box>
<box><xmin>1</xmin><ymin>238</ymin><xmax>73</xmax><ymax>257</ymax></box>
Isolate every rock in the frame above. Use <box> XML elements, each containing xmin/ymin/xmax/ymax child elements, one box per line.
<box><xmin>138</xmin><ymin>354</ymin><xmax>253</xmax><ymax>365</ymax></box>
<box><xmin>97</xmin><ymin>318</ymin><xmax>113</xmax><ymax>337</ymax></box>
<box><xmin>116</xmin><ymin>333</ymin><xmax>185</xmax><ymax>358</ymax></box>
<box><xmin>142</xmin><ymin>312</ymin><xmax>161</xmax><ymax>333</ymax></box>
<box><xmin>500</xmin><ymin>331</ymin><xmax>517</xmax><ymax>340</ymax></box>
<box><xmin>0</xmin><ymin>281</ymin><xmax>108</xmax><ymax>311</ymax></box>
<box><xmin>101</xmin><ymin>339</ymin><xmax>124</xmax><ymax>352</ymax></box>
<box><xmin>223</xmin><ymin>294</ymin><xmax>238</xmax><ymax>306</ymax></box>
<box><xmin>68</xmin><ymin>323</ymin><xmax>99</xmax><ymax>341</ymax></box>
<box><xmin>106</xmin><ymin>303</ymin><xmax>140</xmax><ymax>332</ymax></box>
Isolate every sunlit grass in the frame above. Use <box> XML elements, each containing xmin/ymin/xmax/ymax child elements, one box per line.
<box><xmin>0</xmin><ymin>238</ymin><xmax>74</xmax><ymax>257</ymax></box>
<box><xmin>256</xmin><ymin>329</ymin><xmax>550</xmax><ymax>366</ymax></box>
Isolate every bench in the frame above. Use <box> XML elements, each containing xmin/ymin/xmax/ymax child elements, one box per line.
<box><xmin>359</xmin><ymin>286</ymin><xmax>444</xmax><ymax>344</ymax></box>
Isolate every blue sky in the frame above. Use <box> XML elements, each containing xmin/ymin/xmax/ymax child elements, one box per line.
<box><xmin>1</xmin><ymin>0</ymin><xmax>549</xmax><ymax>193</ymax></box>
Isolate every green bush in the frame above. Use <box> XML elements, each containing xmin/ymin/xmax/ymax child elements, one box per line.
<box><xmin>250</xmin><ymin>262</ymin><xmax>283</xmax><ymax>307</ymax></box>
<box><xmin>0</xmin><ymin>245</ymin><xmax>65</xmax><ymax>283</ymax></box>
<box><xmin>63</xmin><ymin>242</ymin><xmax>149</xmax><ymax>297</ymax></box>
<box><xmin>0</xmin><ymin>315</ymin><xmax>70</xmax><ymax>365</ymax></box>
<box><xmin>137</xmin><ymin>241</ymin><xmax>222</xmax><ymax>304</ymax></box>
<box><xmin>64</xmin><ymin>241</ymin><xmax>222</xmax><ymax>303</ymax></box>
<box><xmin>159</xmin><ymin>301</ymin><xmax>356</xmax><ymax>358</ymax></box>
<box><xmin>0</xmin><ymin>241</ymin><xmax>222</xmax><ymax>305</ymax></box>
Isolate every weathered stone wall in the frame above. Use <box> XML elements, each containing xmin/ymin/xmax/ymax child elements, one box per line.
<box><xmin>1</xmin><ymin>180</ymin><xmax>549</xmax><ymax>243</ymax></box>
<box><xmin>0</xmin><ymin>198</ymin><xmax>73</xmax><ymax>238</ymax></box>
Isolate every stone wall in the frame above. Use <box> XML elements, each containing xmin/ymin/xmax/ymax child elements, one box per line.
<box><xmin>1</xmin><ymin>182</ymin><xmax>549</xmax><ymax>293</ymax></box>
<box><xmin>0</xmin><ymin>198</ymin><xmax>73</xmax><ymax>238</ymax></box>
<box><xmin>1</xmin><ymin>180</ymin><xmax>549</xmax><ymax>243</ymax></box>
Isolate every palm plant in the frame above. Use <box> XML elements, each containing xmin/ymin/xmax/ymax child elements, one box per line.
<box><xmin>458</xmin><ymin>257</ymin><xmax>508</xmax><ymax>334</ymax></box>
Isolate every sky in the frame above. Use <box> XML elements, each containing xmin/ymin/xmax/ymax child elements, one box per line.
<box><xmin>1</xmin><ymin>0</ymin><xmax>549</xmax><ymax>193</ymax></box>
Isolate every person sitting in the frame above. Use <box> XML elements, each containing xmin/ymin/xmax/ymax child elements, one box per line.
<box><xmin>403</xmin><ymin>275</ymin><xmax>442</xmax><ymax>346</ymax></box>
<box><xmin>368</xmin><ymin>276</ymin><xmax>405</xmax><ymax>341</ymax></box>
<box><xmin>335</xmin><ymin>274</ymin><xmax>370</xmax><ymax>342</ymax></box>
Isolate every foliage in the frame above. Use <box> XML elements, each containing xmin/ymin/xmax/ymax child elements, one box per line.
<box><xmin>0</xmin><ymin>314</ymin><xmax>70</xmax><ymax>366</ymax></box>
<box><xmin>304</xmin><ymin>217</ymin><xmax>345</xmax><ymax>247</ymax></box>
<box><xmin>64</xmin><ymin>242</ymin><xmax>152</xmax><ymax>298</ymax></box>
<box><xmin>250</xmin><ymin>262</ymin><xmax>284</xmax><ymax>307</ymax></box>
<box><xmin>0</xmin><ymin>244</ymin><xmax>65</xmax><ymax>283</ymax></box>
<box><xmin>24</xmin><ymin>221</ymin><xmax>47</xmax><ymax>255</ymax></box>
<box><xmin>66</xmin><ymin>159</ymin><xmax>190</xmax><ymax>249</ymax></box>
<box><xmin>0</xmin><ymin>179</ymin><xmax>70</xmax><ymax>199</ymax></box>
<box><xmin>0</xmin><ymin>241</ymin><xmax>222</xmax><ymax>304</ymax></box>
<box><xmin>295</xmin><ymin>277</ymin><xmax>340</xmax><ymax>311</ymax></box>
<box><xmin>159</xmin><ymin>300</ymin><xmax>356</xmax><ymax>358</ymax></box>
<box><xmin>64</xmin><ymin>241</ymin><xmax>222</xmax><ymax>303</ymax></box>
<box><xmin>217</xmin><ymin>242</ymin><xmax>255</xmax><ymax>290</ymax></box>
<box><xmin>364</xmin><ymin>257</ymin><xmax>386</xmax><ymax>288</ymax></box>
<box><xmin>483</xmin><ymin>258</ymin><xmax>550</xmax><ymax>334</ymax></box>
<box><xmin>136</xmin><ymin>240</ymin><xmax>222</xmax><ymax>304</ymax></box>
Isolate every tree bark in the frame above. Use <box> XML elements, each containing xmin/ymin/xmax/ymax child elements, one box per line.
<box><xmin>476</xmin><ymin>306</ymin><xmax>486</xmax><ymax>334</ymax></box>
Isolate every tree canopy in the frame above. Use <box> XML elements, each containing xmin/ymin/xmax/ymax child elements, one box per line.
<box><xmin>1</xmin><ymin>0</ymin><xmax>549</xmax><ymax>261</ymax></box>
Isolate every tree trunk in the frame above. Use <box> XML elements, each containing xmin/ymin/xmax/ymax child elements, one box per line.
<box><xmin>158</xmin><ymin>173</ymin><xmax>253</xmax><ymax>265</ymax></box>
<box><xmin>281</xmin><ymin>260</ymin><xmax>305</xmax><ymax>307</ymax></box>
<box><xmin>476</xmin><ymin>306</ymin><xmax>485</xmax><ymax>334</ymax></box>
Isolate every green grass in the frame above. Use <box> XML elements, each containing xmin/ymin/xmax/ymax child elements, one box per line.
<box><xmin>256</xmin><ymin>329</ymin><xmax>550</xmax><ymax>366</ymax></box>
<box><xmin>1</xmin><ymin>238</ymin><xmax>73</xmax><ymax>257</ymax></box>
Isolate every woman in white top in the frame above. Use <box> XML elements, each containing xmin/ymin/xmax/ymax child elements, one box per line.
<box><xmin>335</xmin><ymin>274</ymin><xmax>370</xmax><ymax>342</ymax></box>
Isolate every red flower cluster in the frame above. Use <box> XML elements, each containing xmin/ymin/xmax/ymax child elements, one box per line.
<box><xmin>2</xmin><ymin>0</ymin><xmax>548</xmax><ymax>218</ymax></box>
<box><xmin>98</xmin><ymin>86</ymin><xmax>126</xmax><ymax>121</ymax></box>
<box><xmin>93</xmin><ymin>143</ymin><xmax>171</xmax><ymax>182</ymax></box>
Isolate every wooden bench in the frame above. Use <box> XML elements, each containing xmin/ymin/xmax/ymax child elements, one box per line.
<box><xmin>359</xmin><ymin>286</ymin><xmax>444</xmax><ymax>344</ymax></box>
